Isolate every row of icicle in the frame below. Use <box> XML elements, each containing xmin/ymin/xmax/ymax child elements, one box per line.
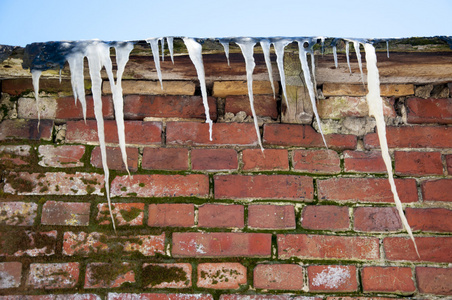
<box><xmin>29</xmin><ymin>37</ymin><xmax>419</xmax><ymax>255</ymax></box>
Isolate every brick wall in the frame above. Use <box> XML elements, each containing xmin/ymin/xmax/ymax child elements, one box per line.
<box><xmin>1</xmin><ymin>47</ymin><xmax>452</xmax><ymax>299</ymax></box>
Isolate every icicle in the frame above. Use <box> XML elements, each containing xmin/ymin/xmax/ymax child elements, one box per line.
<box><xmin>320</xmin><ymin>37</ymin><xmax>325</xmax><ymax>55</ymax></box>
<box><xmin>219</xmin><ymin>39</ymin><xmax>230</xmax><ymax>67</ymax></box>
<box><xmin>346</xmin><ymin>42</ymin><xmax>352</xmax><ymax>73</ymax></box>
<box><xmin>364</xmin><ymin>43</ymin><xmax>419</xmax><ymax>257</ymax></box>
<box><xmin>161</xmin><ymin>38</ymin><xmax>165</xmax><ymax>61</ymax></box>
<box><xmin>333</xmin><ymin>45</ymin><xmax>338</xmax><ymax>68</ymax></box>
<box><xmin>167</xmin><ymin>37</ymin><xmax>174</xmax><ymax>64</ymax></box>
<box><xmin>386</xmin><ymin>40</ymin><xmax>390</xmax><ymax>58</ymax></box>
<box><xmin>183</xmin><ymin>37</ymin><xmax>213</xmax><ymax>141</ymax></box>
<box><xmin>272</xmin><ymin>38</ymin><xmax>292</xmax><ymax>107</ymax></box>
<box><xmin>296</xmin><ymin>40</ymin><xmax>327</xmax><ymax>148</ymax></box>
<box><xmin>353</xmin><ymin>41</ymin><xmax>365</xmax><ymax>85</ymax></box>
<box><xmin>67</xmin><ymin>51</ymin><xmax>88</xmax><ymax>122</ymax></box>
<box><xmin>235</xmin><ymin>37</ymin><xmax>263</xmax><ymax>151</ymax></box>
<box><xmin>260</xmin><ymin>39</ymin><xmax>275</xmax><ymax>98</ymax></box>
<box><xmin>308</xmin><ymin>39</ymin><xmax>318</xmax><ymax>96</ymax></box>
<box><xmin>31</xmin><ymin>69</ymin><xmax>42</xmax><ymax>129</ymax></box>
<box><xmin>59</xmin><ymin>68</ymin><xmax>62</xmax><ymax>83</ymax></box>
<box><xmin>146</xmin><ymin>38</ymin><xmax>163</xmax><ymax>89</ymax></box>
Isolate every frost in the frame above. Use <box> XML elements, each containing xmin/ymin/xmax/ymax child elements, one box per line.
<box><xmin>312</xmin><ymin>266</ymin><xmax>350</xmax><ymax>288</ymax></box>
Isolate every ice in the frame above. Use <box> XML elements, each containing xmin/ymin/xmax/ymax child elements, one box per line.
<box><xmin>67</xmin><ymin>51</ymin><xmax>87</xmax><ymax>121</ymax></box>
<box><xmin>146</xmin><ymin>38</ymin><xmax>163</xmax><ymax>89</ymax></box>
<box><xmin>353</xmin><ymin>41</ymin><xmax>365</xmax><ymax>84</ymax></box>
<box><xmin>272</xmin><ymin>38</ymin><xmax>292</xmax><ymax>107</ymax></box>
<box><xmin>161</xmin><ymin>37</ymin><xmax>165</xmax><ymax>61</ymax></box>
<box><xmin>31</xmin><ymin>69</ymin><xmax>42</xmax><ymax>129</ymax></box>
<box><xmin>59</xmin><ymin>68</ymin><xmax>62</xmax><ymax>83</ymax></box>
<box><xmin>235</xmin><ymin>37</ymin><xmax>263</xmax><ymax>151</ymax></box>
<box><xmin>364</xmin><ymin>42</ymin><xmax>419</xmax><ymax>256</ymax></box>
<box><xmin>346</xmin><ymin>41</ymin><xmax>352</xmax><ymax>73</ymax></box>
<box><xmin>260</xmin><ymin>38</ymin><xmax>275</xmax><ymax>98</ymax></box>
<box><xmin>167</xmin><ymin>37</ymin><xmax>175</xmax><ymax>64</ymax></box>
<box><xmin>183</xmin><ymin>37</ymin><xmax>213</xmax><ymax>141</ymax></box>
<box><xmin>219</xmin><ymin>39</ymin><xmax>230</xmax><ymax>66</ymax></box>
<box><xmin>333</xmin><ymin>45</ymin><xmax>338</xmax><ymax>68</ymax></box>
<box><xmin>320</xmin><ymin>36</ymin><xmax>325</xmax><ymax>55</ymax></box>
<box><xmin>386</xmin><ymin>40</ymin><xmax>390</xmax><ymax>58</ymax></box>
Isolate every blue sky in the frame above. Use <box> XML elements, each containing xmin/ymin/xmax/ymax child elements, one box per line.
<box><xmin>1</xmin><ymin>0</ymin><xmax>451</xmax><ymax>46</ymax></box>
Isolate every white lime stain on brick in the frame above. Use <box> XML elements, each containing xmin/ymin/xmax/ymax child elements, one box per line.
<box><xmin>0</xmin><ymin>202</ymin><xmax>37</xmax><ymax>226</ymax></box>
<box><xmin>312</xmin><ymin>266</ymin><xmax>350</xmax><ymax>289</ymax></box>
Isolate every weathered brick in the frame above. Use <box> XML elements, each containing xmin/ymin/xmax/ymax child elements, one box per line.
<box><xmin>364</xmin><ymin>126</ymin><xmax>452</xmax><ymax>149</ymax></box>
<box><xmin>38</xmin><ymin>145</ymin><xmax>85</xmax><ymax>168</ymax></box>
<box><xmin>192</xmin><ymin>149</ymin><xmax>238</xmax><ymax>171</ymax></box>
<box><xmin>66</xmin><ymin>120</ymin><xmax>162</xmax><ymax>145</ymax></box>
<box><xmin>322</xmin><ymin>83</ymin><xmax>414</xmax><ymax>97</ymax></box>
<box><xmin>97</xmin><ymin>203</ymin><xmax>145</xmax><ymax>226</ymax></box>
<box><xmin>17</xmin><ymin>97</ymin><xmax>57</xmax><ymax>119</ymax></box>
<box><xmin>2</xmin><ymin>172</ymin><xmax>104</xmax><ymax>196</ymax></box>
<box><xmin>421</xmin><ymin>179</ymin><xmax>452</xmax><ymax>202</ymax></box>
<box><xmin>63</xmin><ymin>232</ymin><xmax>165</xmax><ymax>257</ymax></box>
<box><xmin>148</xmin><ymin>204</ymin><xmax>194</xmax><ymax>227</ymax></box>
<box><xmin>172</xmin><ymin>232</ymin><xmax>271</xmax><ymax>257</ymax></box>
<box><xmin>123</xmin><ymin>95</ymin><xmax>217</xmax><ymax>120</ymax></box>
<box><xmin>213</xmin><ymin>81</ymin><xmax>276</xmax><ymax>97</ymax></box>
<box><xmin>248</xmin><ymin>205</ymin><xmax>296</xmax><ymax>230</ymax></box>
<box><xmin>384</xmin><ymin>237</ymin><xmax>452</xmax><ymax>262</ymax></box>
<box><xmin>308</xmin><ymin>265</ymin><xmax>357</xmax><ymax>292</ymax></box>
<box><xmin>104</xmin><ymin>80</ymin><xmax>196</xmax><ymax>95</ymax></box>
<box><xmin>318</xmin><ymin>96</ymin><xmax>395</xmax><ymax>119</ymax></box>
<box><xmin>354</xmin><ymin>207</ymin><xmax>402</xmax><ymax>232</ymax></box>
<box><xmin>0</xmin><ymin>202</ymin><xmax>37</xmax><ymax>226</ymax></box>
<box><xmin>1</xmin><ymin>78</ymin><xmax>81</xmax><ymax>95</ymax></box>
<box><xmin>361</xmin><ymin>266</ymin><xmax>415</xmax><ymax>294</ymax></box>
<box><xmin>301</xmin><ymin>206</ymin><xmax>349</xmax><ymax>231</ymax></box>
<box><xmin>326</xmin><ymin>298</ymin><xmax>394</xmax><ymax>300</ymax></box>
<box><xmin>0</xmin><ymin>230</ymin><xmax>57</xmax><ymax>256</ymax></box>
<box><xmin>167</xmin><ymin>122</ymin><xmax>258</xmax><ymax>146</ymax></box>
<box><xmin>416</xmin><ymin>267</ymin><xmax>452</xmax><ymax>295</ymax></box>
<box><xmin>253</xmin><ymin>264</ymin><xmax>304</xmax><ymax>290</ymax></box>
<box><xmin>56</xmin><ymin>95</ymin><xmax>114</xmax><ymax>119</ymax></box>
<box><xmin>41</xmin><ymin>201</ymin><xmax>90</xmax><ymax>226</ymax></box>
<box><xmin>394</xmin><ymin>151</ymin><xmax>443</xmax><ymax>175</ymax></box>
<box><xmin>108</xmin><ymin>294</ymin><xmax>213</xmax><ymax>300</ymax></box>
<box><xmin>278</xmin><ymin>234</ymin><xmax>379</xmax><ymax>260</ymax></box>
<box><xmin>0</xmin><ymin>145</ymin><xmax>31</xmax><ymax>166</ymax></box>
<box><xmin>0</xmin><ymin>119</ymin><xmax>53</xmax><ymax>141</ymax></box>
<box><xmin>27</xmin><ymin>263</ymin><xmax>79</xmax><ymax>289</ymax></box>
<box><xmin>292</xmin><ymin>149</ymin><xmax>340</xmax><ymax>174</ymax></box>
<box><xmin>220</xmin><ymin>296</ymin><xmax>297</xmax><ymax>300</ymax></box>
<box><xmin>142</xmin><ymin>263</ymin><xmax>192</xmax><ymax>288</ymax></box>
<box><xmin>343</xmin><ymin>150</ymin><xmax>386</xmax><ymax>173</ymax></box>
<box><xmin>198</xmin><ymin>204</ymin><xmax>244</xmax><ymax>228</ymax></box>
<box><xmin>242</xmin><ymin>149</ymin><xmax>289</xmax><ymax>171</ymax></box>
<box><xmin>90</xmin><ymin>146</ymin><xmax>138</xmax><ymax>172</ymax></box>
<box><xmin>406</xmin><ymin>207</ymin><xmax>452</xmax><ymax>232</ymax></box>
<box><xmin>0</xmin><ymin>296</ymin><xmax>100</xmax><ymax>300</ymax></box>
<box><xmin>447</xmin><ymin>154</ymin><xmax>452</xmax><ymax>174</ymax></box>
<box><xmin>215</xmin><ymin>175</ymin><xmax>313</xmax><ymax>201</ymax></box>
<box><xmin>317</xmin><ymin>178</ymin><xmax>418</xmax><ymax>203</ymax></box>
<box><xmin>85</xmin><ymin>262</ymin><xmax>134</xmax><ymax>288</ymax></box>
<box><xmin>111</xmin><ymin>174</ymin><xmax>209</xmax><ymax>198</ymax></box>
<box><xmin>406</xmin><ymin>97</ymin><xmax>452</xmax><ymax>124</ymax></box>
<box><xmin>142</xmin><ymin>148</ymin><xmax>189</xmax><ymax>171</ymax></box>
<box><xmin>0</xmin><ymin>262</ymin><xmax>22</xmax><ymax>288</ymax></box>
<box><xmin>225</xmin><ymin>95</ymin><xmax>278</xmax><ymax>119</ymax></box>
<box><xmin>197</xmin><ymin>263</ymin><xmax>246</xmax><ymax>289</ymax></box>
<box><xmin>263</xmin><ymin>124</ymin><xmax>357</xmax><ymax>150</ymax></box>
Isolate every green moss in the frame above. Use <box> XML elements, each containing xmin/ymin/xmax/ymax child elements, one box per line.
<box><xmin>120</xmin><ymin>207</ymin><xmax>142</xmax><ymax>222</ymax></box>
<box><xmin>86</xmin><ymin>185</ymin><xmax>95</xmax><ymax>195</ymax></box>
<box><xmin>81</xmin><ymin>178</ymin><xmax>99</xmax><ymax>185</ymax></box>
<box><xmin>39</xmin><ymin>186</ymin><xmax>48</xmax><ymax>193</ymax></box>
<box><xmin>0</xmin><ymin>230</ymin><xmax>56</xmax><ymax>255</ymax></box>
<box><xmin>6</xmin><ymin>175</ymin><xmax>35</xmax><ymax>192</ymax></box>
<box><xmin>142</xmin><ymin>264</ymin><xmax>188</xmax><ymax>287</ymax></box>
<box><xmin>88</xmin><ymin>263</ymin><xmax>132</xmax><ymax>286</ymax></box>
<box><xmin>138</xmin><ymin>182</ymin><xmax>145</xmax><ymax>187</ymax></box>
<box><xmin>120</xmin><ymin>186</ymin><xmax>127</xmax><ymax>192</ymax></box>
<box><xmin>126</xmin><ymin>192</ymin><xmax>137</xmax><ymax>197</ymax></box>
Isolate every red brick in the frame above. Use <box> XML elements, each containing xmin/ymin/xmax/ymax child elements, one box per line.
<box><xmin>406</xmin><ymin>208</ymin><xmax>452</xmax><ymax>232</ymax></box>
<box><xmin>446</xmin><ymin>154</ymin><xmax>452</xmax><ymax>174</ymax></box>
<box><xmin>148</xmin><ymin>204</ymin><xmax>194</xmax><ymax>227</ymax></box>
<box><xmin>364</xmin><ymin>126</ymin><xmax>452</xmax><ymax>149</ymax></box>
<box><xmin>167</xmin><ymin>122</ymin><xmax>258</xmax><ymax>146</ymax></box>
<box><xmin>0</xmin><ymin>202</ymin><xmax>37</xmax><ymax>226</ymax></box>
<box><xmin>263</xmin><ymin>124</ymin><xmax>357</xmax><ymax>150</ymax></box>
<box><xmin>91</xmin><ymin>146</ymin><xmax>138</xmax><ymax>172</ymax></box>
<box><xmin>63</xmin><ymin>232</ymin><xmax>165</xmax><ymax>256</ymax></box>
<box><xmin>97</xmin><ymin>203</ymin><xmax>145</xmax><ymax>226</ymax></box>
<box><xmin>0</xmin><ymin>119</ymin><xmax>53</xmax><ymax>141</ymax></box>
<box><xmin>142</xmin><ymin>263</ymin><xmax>192</xmax><ymax>288</ymax></box>
<box><xmin>301</xmin><ymin>206</ymin><xmax>349</xmax><ymax>231</ymax></box>
<box><xmin>343</xmin><ymin>150</ymin><xmax>386</xmax><ymax>173</ymax></box>
<box><xmin>192</xmin><ymin>149</ymin><xmax>238</xmax><ymax>171</ymax></box>
<box><xmin>0</xmin><ymin>296</ymin><xmax>100</xmax><ymax>300</ymax></box>
<box><xmin>66</xmin><ymin>120</ymin><xmax>162</xmax><ymax>145</ymax></box>
<box><xmin>41</xmin><ymin>201</ymin><xmax>90</xmax><ymax>226</ymax></box>
<box><xmin>293</xmin><ymin>149</ymin><xmax>340</xmax><ymax>174</ymax></box>
<box><xmin>421</xmin><ymin>179</ymin><xmax>452</xmax><ymax>202</ymax></box>
<box><xmin>406</xmin><ymin>97</ymin><xmax>452</xmax><ymax>124</ymax></box>
<box><xmin>124</xmin><ymin>95</ymin><xmax>217</xmax><ymax>120</ymax></box>
<box><xmin>56</xmin><ymin>95</ymin><xmax>114</xmax><ymax>119</ymax></box>
<box><xmin>0</xmin><ymin>145</ymin><xmax>31</xmax><ymax>166</ymax></box>
<box><xmin>220</xmin><ymin>296</ymin><xmax>297</xmax><ymax>300</ymax></box>
<box><xmin>317</xmin><ymin>178</ymin><xmax>418</xmax><ymax>203</ymax></box>
<box><xmin>362</xmin><ymin>266</ymin><xmax>415</xmax><ymax>294</ymax></box>
<box><xmin>308</xmin><ymin>265</ymin><xmax>357</xmax><ymax>292</ymax></box>
<box><xmin>326</xmin><ymin>298</ymin><xmax>394</xmax><ymax>300</ymax></box>
<box><xmin>142</xmin><ymin>148</ymin><xmax>189</xmax><ymax>171</ymax></box>
<box><xmin>109</xmin><ymin>294</ymin><xmax>213</xmax><ymax>300</ymax></box>
<box><xmin>85</xmin><ymin>262</ymin><xmax>134</xmax><ymax>288</ymax></box>
<box><xmin>198</xmin><ymin>204</ymin><xmax>244</xmax><ymax>228</ymax></box>
<box><xmin>248</xmin><ymin>205</ymin><xmax>296</xmax><ymax>229</ymax></box>
<box><xmin>354</xmin><ymin>207</ymin><xmax>402</xmax><ymax>232</ymax></box>
<box><xmin>1</xmin><ymin>78</ymin><xmax>80</xmax><ymax>95</ymax></box>
<box><xmin>278</xmin><ymin>234</ymin><xmax>379</xmax><ymax>260</ymax></box>
<box><xmin>0</xmin><ymin>262</ymin><xmax>22</xmax><ymax>288</ymax></box>
<box><xmin>416</xmin><ymin>267</ymin><xmax>452</xmax><ymax>295</ymax></box>
<box><xmin>27</xmin><ymin>263</ymin><xmax>79</xmax><ymax>289</ymax></box>
<box><xmin>215</xmin><ymin>175</ymin><xmax>313</xmax><ymax>201</ymax></box>
<box><xmin>197</xmin><ymin>263</ymin><xmax>246</xmax><ymax>289</ymax></box>
<box><xmin>172</xmin><ymin>232</ymin><xmax>271</xmax><ymax>257</ymax></box>
<box><xmin>38</xmin><ymin>145</ymin><xmax>85</xmax><ymax>168</ymax></box>
<box><xmin>254</xmin><ymin>264</ymin><xmax>304</xmax><ymax>290</ymax></box>
<box><xmin>225</xmin><ymin>95</ymin><xmax>278</xmax><ymax>119</ymax></box>
<box><xmin>318</xmin><ymin>96</ymin><xmax>395</xmax><ymax>118</ymax></box>
<box><xmin>111</xmin><ymin>174</ymin><xmax>209</xmax><ymax>198</ymax></box>
<box><xmin>394</xmin><ymin>151</ymin><xmax>443</xmax><ymax>175</ymax></box>
<box><xmin>242</xmin><ymin>149</ymin><xmax>289</xmax><ymax>171</ymax></box>
<box><xmin>384</xmin><ymin>237</ymin><xmax>452</xmax><ymax>262</ymax></box>
<box><xmin>0</xmin><ymin>230</ymin><xmax>57</xmax><ymax>256</ymax></box>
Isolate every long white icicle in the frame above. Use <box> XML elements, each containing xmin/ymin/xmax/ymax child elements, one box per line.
<box><xmin>31</xmin><ymin>70</ymin><xmax>42</xmax><ymax>129</ymax></box>
<box><xmin>146</xmin><ymin>38</ymin><xmax>164</xmax><ymax>89</ymax></box>
<box><xmin>354</xmin><ymin>41</ymin><xmax>365</xmax><ymax>84</ymax></box>
<box><xmin>219</xmin><ymin>39</ymin><xmax>230</xmax><ymax>66</ymax></box>
<box><xmin>346</xmin><ymin>42</ymin><xmax>352</xmax><ymax>73</ymax></box>
<box><xmin>167</xmin><ymin>37</ymin><xmax>175</xmax><ymax>64</ymax></box>
<box><xmin>260</xmin><ymin>39</ymin><xmax>275</xmax><ymax>98</ymax></box>
<box><xmin>272</xmin><ymin>38</ymin><xmax>291</xmax><ymax>107</ymax></box>
<box><xmin>67</xmin><ymin>52</ymin><xmax>88</xmax><ymax>122</ymax></box>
